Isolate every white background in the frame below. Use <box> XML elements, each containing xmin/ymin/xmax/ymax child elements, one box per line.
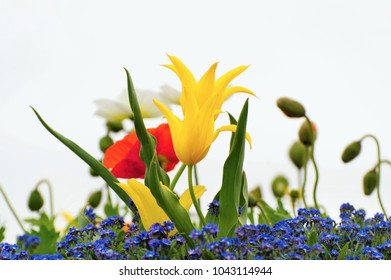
<box><xmin>1</xmin><ymin>0</ymin><xmax>391</xmax><ymax>242</ymax></box>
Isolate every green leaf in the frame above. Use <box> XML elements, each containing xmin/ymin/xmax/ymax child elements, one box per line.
<box><xmin>218</xmin><ymin>100</ymin><xmax>249</xmax><ymax>238</ymax></box>
<box><xmin>124</xmin><ymin>68</ymin><xmax>170</xmax><ymax>187</ymax></box>
<box><xmin>31</xmin><ymin>107</ymin><xmax>129</xmax><ymax>206</ymax></box>
<box><xmin>147</xmin><ymin>155</ymin><xmax>196</xmax><ymax>247</ymax></box>
<box><xmin>257</xmin><ymin>199</ymin><xmax>291</xmax><ymax>225</ymax></box>
<box><xmin>338</xmin><ymin>242</ymin><xmax>350</xmax><ymax>260</ymax></box>
<box><xmin>104</xmin><ymin>202</ymin><xmax>120</xmax><ymax>217</ymax></box>
<box><xmin>24</xmin><ymin>213</ymin><xmax>59</xmax><ymax>254</ymax></box>
<box><xmin>238</xmin><ymin>171</ymin><xmax>248</xmax><ymax>226</ymax></box>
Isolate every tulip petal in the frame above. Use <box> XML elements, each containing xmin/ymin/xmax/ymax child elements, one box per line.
<box><xmin>222</xmin><ymin>86</ymin><xmax>256</xmax><ymax>103</ymax></box>
<box><xmin>179</xmin><ymin>186</ymin><xmax>206</xmax><ymax>211</ymax></box>
<box><xmin>197</xmin><ymin>62</ymin><xmax>218</xmax><ymax>107</ymax></box>
<box><xmin>118</xmin><ymin>180</ymin><xmax>169</xmax><ymax>230</ymax></box>
<box><xmin>167</xmin><ymin>54</ymin><xmax>197</xmax><ymax>94</ymax></box>
<box><xmin>215</xmin><ymin>65</ymin><xmax>250</xmax><ymax>94</ymax></box>
<box><xmin>214</xmin><ymin>124</ymin><xmax>253</xmax><ymax>149</ymax></box>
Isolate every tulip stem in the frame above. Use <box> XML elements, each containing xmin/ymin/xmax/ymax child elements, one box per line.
<box><xmin>35</xmin><ymin>179</ymin><xmax>54</xmax><ymax>219</ymax></box>
<box><xmin>362</xmin><ymin>134</ymin><xmax>387</xmax><ymax>217</ymax></box>
<box><xmin>305</xmin><ymin>116</ymin><xmax>319</xmax><ymax>210</ymax></box>
<box><xmin>187</xmin><ymin>165</ymin><xmax>206</xmax><ymax>227</ymax></box>
<box><xmin>169</xmin><ymin>163</ymin><xmax>186</xmax><ymax>191</ymax></box>
<box><xmin>0</xmin><ymin>183</ymin><xmax>27</xmax><ymax>233</ymax></box>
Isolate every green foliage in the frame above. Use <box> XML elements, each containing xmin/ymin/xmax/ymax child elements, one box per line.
<box><xmin>257</xmin><ymin>199</ymin><xmax>291</xmax><ymax>225</ymax></box>
<box><xmin>218</xmin><ymin>100</ymin><xmax>249</xmax><ymax>238</ymax></box>
<box><xmin>24</xmin><ymin>213</ymin><xmax>60</xmax><ymax>254</ymax></box>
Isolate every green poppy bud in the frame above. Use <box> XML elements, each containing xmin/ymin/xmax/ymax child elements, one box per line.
<box><xmin>289</xmin><ymin>189</ymin><xmax>301</xmax><ymax>201</ymax></box>
<box><xmin>363</xmin><ymin>169</ymin><xmax>378</xmax><ymax>196</ymax></box>
<box><xmin>89</xmin><ymin>166</ymin><xmax>99</xmax><ymax>177</ymax></box>
<box><xmin>248</xmin><ymin>186</ymin><xmax>262</xmax><ymax>207</ymax></box>
<box><xmin>87</xmin><ymin>190</ymin><xmax>102</xmax><ymax>208</ymax></box>
<box><xmin>28</xmin><ymin>190</ymin><xmax>44</xmax><ymax>212</ymax></box>
<box><xmin>289</xmin><ymin>141</ymin><xmax>308</xmax><ymax>169</ymax></box>
<box><xmin>272</xmin><ymin>175</ymin><xmax>289</xmax><ymax>198</ymax></box>
<box><xmin>99</xmin><ymin>135</ymin><xmax>114</xmax><ymax>152</ymax></box>
<box><xmin>106</xmin><ymin>121</ymin><xmax>123</xmax><ymax>132</ymax></box>
<box><xmin>341</xmin><ymin>141</ymin><xmax>361</xmax><ymax>163</ymax></box>
<box><xmin>299</xmin><ymin>120</ymin><xmax>317</xmax><ymax>146</ymax></box>
<box><xmin>277</xmin><ymin>97</ymin><xmax>306</xmax><ymax>118</ymax></box>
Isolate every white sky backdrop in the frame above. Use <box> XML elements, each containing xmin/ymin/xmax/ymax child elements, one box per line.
<box><xmin>1</xmin><ymin>0</ymin><xmax>391</xmax><ymax>242</ymax></box>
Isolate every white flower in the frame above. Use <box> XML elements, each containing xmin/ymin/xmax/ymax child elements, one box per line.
<box><xmin>94</xmin><ymin>85</ymin><xmax>180</xmax><ymax>122</ymax></box>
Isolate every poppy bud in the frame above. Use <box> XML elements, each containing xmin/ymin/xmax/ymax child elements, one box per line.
<box><xmin>277</xmin><ymin>97</ymin><xmax>306</xmax><ymax>118</ymax></box>
<box><xmin>106</xmin><ymin>121</ymin><xmax>123</xmax><ymax>132</ymax></box>
<box><xmin>289</xmin><ymin>141</ymin><xmax>307</xmax><ymax>169</ymax></box>
<box><xmin>363</xmin><ymin>169</ymin><xmax>378</xmax><ymax>196</ymax></box>
<box><xmin>28</xmin><ymin>190</ymin><xmax>44</xmax><ymax>212</ymax></box>
<box><xmin>87</xmin><ymin>190</ymin><xmax>102</xmax><ymax>208</ymax></box>
<box><xmin>99</xmin><ymin>135</ymin><xmax>114</xmax><ymax>152</ymax></box>
<box><xmin>341</xmin><ymin>141</ymin><xmax>361</xmax><ymax>163</ymax></box>
<box><xmin>248</xmin><ymin>186</ymin><xmax>262</xmax><ymax>207</ymax></box>
<box><xmin>289</xmin><ymin>189</ymin><xmax>301</xmax><ymax>201</ymax></box>
<box><xmin>272</xmin><ymin>175</ymin><xmax>289</xmax><ymax>198</ymax></box>
<box><xmin>299</xmin><ymin>120</ymin><xmax>317</xmax><ymax>146</ymax></box>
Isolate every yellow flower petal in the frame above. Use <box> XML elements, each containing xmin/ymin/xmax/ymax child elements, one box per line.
<box><xmin>214</xmin><ymin>65</ymin><xmax>250</xmax><ymax>95</ymax></box>
<box><xmin>214</xmin><ymin>124</ymin><xmax>253</xmax><ymax>149</ymax></box>
<box><xmin>179</xmin><ymin>185</ymin><xmax>207</xmax><ymax>211</ymax></box>
<box><xmin>118</xmin><ymin>180</ymin><xmax>169</xmax><ymax>231</ymax></box>
<box><xmin>196</xmin><ymin>62</ymin><xmax>218</xmax><ymax>107</ymax></box>
<box><xmin>222</xmin><ymin>86</ymin><xmax>256</xmax><ymax>102</ymax></box>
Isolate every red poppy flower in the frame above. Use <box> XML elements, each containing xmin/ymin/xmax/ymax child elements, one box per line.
<box><xmin>103</xmin><ymin>123</ymin><xmax>179</xmax><ymax>179</ymax></box>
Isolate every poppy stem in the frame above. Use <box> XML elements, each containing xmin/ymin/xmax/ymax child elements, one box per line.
<box><xmin>361</xmin><ymin>134</ymin><xmax>387</xmax><ymax>217</ymax></box>
<box><xmin>35</xmin><ymin>179</ymin><xmax>54</xmax><ymax>219</ymax></box>
<box><xmin>301</xmin><ymin>148</ymin><xmax>309</xmax><ymax>209</ymax></box>
<box><xmin>187</xmin><ymin>165</ymin><xmax>206</xmax><ymax>227</ymax></box>
<box><xmin>0</xmin><ymin>183</ymin><xmax>27</xmax><ymax>233</ymax></box>
<box><xmin>169</xmin><ymin>163</ymin><xmax>186</xmax><ymax>191</ymax></box>
<box><xmin>304</xmin><ymin>116</ymin><xmax>319</xmax><ymax>210</ymax></box>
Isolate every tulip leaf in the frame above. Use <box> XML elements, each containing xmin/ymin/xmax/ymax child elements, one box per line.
<box><xmin>124</xmin><ymin>68</ymin><xmax>170</xmax><ymax>187</ymax></box>
<box><xmin>31</xmin><ymin>108</ymin><xmax>130</xmax><ymax>206</ymax></box>
<box><xmin>147</xmin><ymin>154</ymin><xmax>195</xmax><ymax>247</ymax></box>
<box><xmin>238</xmin><ymin>171</ymin><xmax>249</xmax><ymax>226</ymax></box>
<box><xmin>218</xmin><ymin>99</ymin><xmax>249</xmax><ymax>238</ymax></box>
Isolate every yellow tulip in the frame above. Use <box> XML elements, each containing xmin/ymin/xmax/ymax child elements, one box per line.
<box><xmin>117</xmin><ymin>179</ymin><xmax>206</xmax><ymax>232</ymax></box>
<box><xmin>154</xmin><ymin>55</ymin><xmax>254</xmax><ymax>165</ymax></box>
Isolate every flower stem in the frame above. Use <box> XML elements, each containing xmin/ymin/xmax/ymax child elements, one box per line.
<box><xmin>0</xmin><ymin>183</ymin><xmax>26</xmax><ymax>233</ymax></box>
<box><xmin>361</xmin><ymin>134</ymin><xmax>387</xmax><ymax>217</ymax></box>
<box><xmin>169</xmin><ymin>163</ymin><xmax>186</xmax><ymax>191</ymax></box>
<box><xmin>35</xmin><ymin>179</ymin><xmax>54</xmax><ymax>219</ymax></box>
<box><xmin>305</xmin><ymin>116</ymin><xmax>319</xmax><ymax>210</ymax></box>
<box><xmin>256</xmin><ymin>202</ymin><xmax>271</xmax><ymax>226</ymax></box>
<box><xmin>187</xmin><ymin>165</ymin><xmax>206</xmax><ymax>227</ymax></box>
<box><xmin>301</xmin><ymin>148</ymin><xmax>309</xmax><ymax>209</ymax></box>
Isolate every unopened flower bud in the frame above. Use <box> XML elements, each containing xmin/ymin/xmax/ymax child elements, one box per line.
<box><xmin>289</xmin><ymin>189</ymin><xmax>301</xmax><ymax>201</ymax></box>
<box><xmin>363</xmin><ymin>169</ymin><xmax>378</xmax><ymax>196</ymax></box>
<box><xmin>277</xmin><ymin>97</ymin><xmax>306</xmax><ymax>118</ymax></box>
<box><xmin>299</xmin><ymin>120</ymin><xmax>317</xmax><ymax>146</ymax></box>
<box><xmin>28</xmin><ymin>190</ymin><xmax>44</xmax><ymax>212</ymax></box>
<box><xmin>248</xmin><ymin>186</ymin><xmax>262</xmax><ymax>207</ymax></box>
<box><xmin>87</xmin><ymin>190</ymin><xmax>102</xmax><ymax>208</ymax></box>
<box><xmin>289</xmin><ymin>141</ymin><xmax>307</xmax><ymax>169</ymax></box>
<box><xmin>99</xmin><ymin>135</ymin><xmax>114</xmax><ymax>152</ymax></box>
<box><xmin>106</xmin><ymin>121</ymin><xmax>123</xmax><ymax>132</ymax></box>
<box><xmin>272</xmin><ymin>175</ymin><xmax>289</xmax><ymax>198</ymax></box>
<box><xmin>341</xmin><ymin>141</ymin><xmax>361</xmax><ymax>163</ymax></box>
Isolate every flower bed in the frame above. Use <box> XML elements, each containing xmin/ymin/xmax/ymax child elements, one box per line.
<box><xmin>1</xmin><ymin>204</ymin><xmax>390</xmax><ymax>260</ymax></box>
<box><xmin>1</xmin><ymin>55</ymin><xmax>390</xmax><ymax>260</ymax></box>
